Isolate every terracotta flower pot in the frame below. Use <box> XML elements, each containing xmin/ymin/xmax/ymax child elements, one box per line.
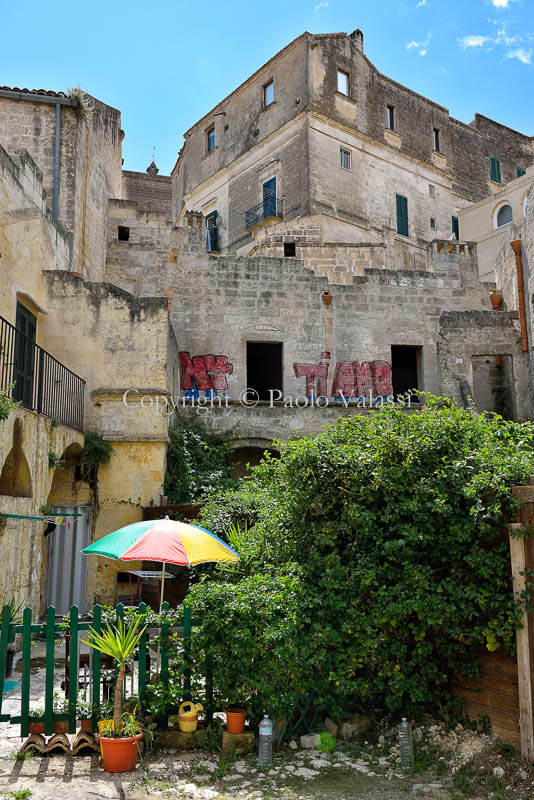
<box><xmin>80</xmin><ymin>718</ymin><xmax>93</xmax><ymax>732</ymax></box>
<box><xmin>490</xmin><ymin>291</ymin><xmax>503</xmax><ymax>311</ymax></box>
<box><xmin>29</xmin><ymin>721</ymin><xmax>44</xmax><ymax>735</ymax></box>
<box><xmin>225</xmin><ymin>707</ymin><xmax>246</xmax><ymax>734</ymax></box>
<box><xmin>100</xmin><ymin>733</ymin><xmax>143</xmax><ymax>773</ymax></box>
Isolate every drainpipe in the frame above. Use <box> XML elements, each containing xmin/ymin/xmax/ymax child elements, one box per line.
<box><xmin>53</xmin><ymin>103</ymin><xmax>61</xmax><ymax>219</ymax></box>
<box><xmin>511</xmin><ymin>239</ymin><xmax>529</xmax><ymax>353</ymax></box>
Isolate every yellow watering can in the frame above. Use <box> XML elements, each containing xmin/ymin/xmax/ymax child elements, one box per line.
<box><xmin>178</xmin><ymin>701</ymin><xmax>203</xmax><ymax>732</ymax></box>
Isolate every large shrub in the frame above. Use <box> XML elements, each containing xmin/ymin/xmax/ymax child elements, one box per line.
<box><xmin>185</xmin><ymin>398</ymin><xmax>534</xmax><ymax>720</ymax></box>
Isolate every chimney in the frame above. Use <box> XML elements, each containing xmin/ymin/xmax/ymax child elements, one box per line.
<box><xmin>349</xmin><ymin>29</ymin><xmax>364</xmax><ymax>53</ymax></box>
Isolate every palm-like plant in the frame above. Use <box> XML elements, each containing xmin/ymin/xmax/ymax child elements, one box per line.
<box><xmin>82</xmin><ymin>616</ymin><xmax>146</xmax><ymax>734</ymax></box>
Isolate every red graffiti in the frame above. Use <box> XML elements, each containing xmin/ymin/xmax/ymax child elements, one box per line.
<box><xmin>179</xmin><ymin>352</ymin><xmax>233</xmax><ymax>393</ymax></box>
<box><xmin>293</xmin><ymin>352</ymin><xmax>331</xmax><ymax>397</ymax></box>
<box><xmin>295</xmin><ymin>354</ymin><xmax>392</xmax><ymax>398</ymax></box>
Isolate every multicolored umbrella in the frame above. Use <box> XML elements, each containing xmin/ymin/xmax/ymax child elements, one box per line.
<box><xmin>82</xmin><ymin>516</ymin><xmax>239</xmax><ymax>609</ymax></box>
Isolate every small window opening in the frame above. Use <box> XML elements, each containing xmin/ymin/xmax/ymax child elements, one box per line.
<box><xmin>391</xmin><ymin>345</ymin><xmax>421</xmax><ymax>400</ymax></box>
<box><xmin>517</xmin><ymin>167</ymin><xmax>526</xmax><ymax>178</ymax></box>
<box><xmin>263</xmin><ymin>80</ymin><xmax>274</xmax><ymax>108</ymax></box>
<box><xmin>430</xmin><ymin>217</ymin><xmax>437</xmax><ymax>230</ymax></box>
<box><xmin>246</xmin><ymin>342</ymin><xmax>283</xmax><ymax>402</ymax></box>
<box><xmin>432</xmin><ymin>128</ymin><xmax>440</xmax><ymax>152</ymax></box>
<box><xmin>386</xmin><ymin>105</ymin><xmax>395</xmax><ymax>130</ymax></box>
<box><xmin>340</xmin><ymin>148</ymin><xmax>351</xmax><ymax>171</ymax></box>
<box><xmin>118</xmin><ymin>226</ymin><xmax>129</xmax><ymax>241</ymax></box>
<box><xmin>452</xmin><ymin>216</ymin><xmax>459</xmax><ymax>240</ymax></box>
<box><xmin>429</xmin><ymin>184</ymin><xmax>435</xmax><ymax>198</ymax></box>
<box><xmin>207</xmin><ymin>126</ymin><xmax>215</xmax><ymax>153</ymax></box>
<box><xmin>496</xmin><ymin>204</ymin><xmax>513</xmax><ymax>228</ymax></box>
<box><xmin>337</xmin><ymin>69</ymin><xmax>350</xmax><ymax>97</ymax></box>
<box><xmin>284</xmin><ymin>242</ymin><xmax>296</xmax><ymax>257</ymax></box>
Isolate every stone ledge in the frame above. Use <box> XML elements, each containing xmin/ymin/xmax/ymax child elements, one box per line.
<box><xmin>221</xmin><ymin>729</ymin><xmax>255</xmax><ymax>755</ymax></box>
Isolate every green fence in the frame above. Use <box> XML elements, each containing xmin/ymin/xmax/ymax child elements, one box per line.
<box><xmin>0</xmin><ymin>602</ymin><xmax>212</xmax><ymax>737</ymax></box>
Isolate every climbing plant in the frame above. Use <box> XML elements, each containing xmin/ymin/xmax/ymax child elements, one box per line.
<box><xmin>0</xmin><ymin>385</ymin><xmax>20</xmax><ymax>422</ymax></box>
<box><xmin>163</xmin><ymin>417</ymin><xmax>237</xmax><ymax>503</ymax></box>
<box><xmin>183</xmin><ymin>396</ymin><xmax>534</xmax><ymax>720</ymax></box>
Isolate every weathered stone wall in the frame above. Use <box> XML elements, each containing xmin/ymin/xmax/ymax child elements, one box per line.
<box><xmin>122</xmin><ymin>170</ymin><xmax>172</xmax><ymax>215</ymax></box>
<box><xmin>0</xmin><ymin>91</ymin><xmax>123</xmax><ymax>280</ymax></box>
<box><xmin>0</xmin><ymin>409</ymin><xmax>84</xmax><ymax>611</ymax></box>
<box><xmin>438</xmin><ymin>310</ymin><xmax>529</xmax><ymax>420</ymax></box>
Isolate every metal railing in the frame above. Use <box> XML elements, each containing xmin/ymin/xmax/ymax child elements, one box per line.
<box><xmin>0</xmin><ymin>315</ymin><xmax>85</xmax><ymax>432</ymax></box>
<box><xmin>245</xmin><ymin>193</ymin><xmax>283</xmax><ymax>229</ymax></box>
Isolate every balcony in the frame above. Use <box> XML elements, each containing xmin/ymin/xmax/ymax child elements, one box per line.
<box><xmin>0</xmin><ymin>315</ymin><xmax>85</xmax><ymax>432</ymax></box>
<box><xmin>245</xmin><ymin>193</ymin><xmax>283</xmax><ymax>229</ymax></box>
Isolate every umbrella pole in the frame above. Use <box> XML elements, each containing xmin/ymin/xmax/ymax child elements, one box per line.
<box><xmin>156</xmin><ymin>563</ymin><xmax>165</xmax><ymax>676</ymax></box>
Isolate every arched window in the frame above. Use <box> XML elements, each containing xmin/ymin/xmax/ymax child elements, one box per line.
<box><xmin>496</xmin><ymin>204</ymin><xmax>513</xmax><ymax>228</ymax></box>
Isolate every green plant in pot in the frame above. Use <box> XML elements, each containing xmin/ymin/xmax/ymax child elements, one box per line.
<box><xmin>82</xmin><ymin>616</ymin><xmax>146</xmax><ymax>772</ymax></box>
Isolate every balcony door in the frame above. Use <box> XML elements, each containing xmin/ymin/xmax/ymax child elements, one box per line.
<box><xmin>262</xmin><ymin>177</ymin><xmax>277</xmax><ymax>219</ymax></box>
<box><xmin>14</xmin><ymin>303</ymin><xmax>36</xmax><ymax>407</ymax></box>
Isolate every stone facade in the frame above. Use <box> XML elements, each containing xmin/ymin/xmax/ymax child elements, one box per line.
<box><xmin>172</xmin><ymin>30</ymin><xmax>533</xmax><ymax>272</ymax></box>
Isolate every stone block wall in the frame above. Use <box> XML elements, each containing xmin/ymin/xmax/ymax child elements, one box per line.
<box><xmin>122</xmin><ymin>170</ymin><xmax>172</xmax><ymax>215</ymax></box>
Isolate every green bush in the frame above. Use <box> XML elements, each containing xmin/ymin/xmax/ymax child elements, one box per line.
<box><xmin>164</xmin><ymin>417</ymin><xmax>238</xmax><ymax>503</ymax></box>
<box><xmin>185</xmin><ymin>397</ymin><xmax>534</xmax><ymax>720</ymax></box>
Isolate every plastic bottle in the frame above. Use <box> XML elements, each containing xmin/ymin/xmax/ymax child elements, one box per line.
<box><xmin>258</xmin><ymin>714</ymin><xmax>273</xmax><ymax>766</ymax></box>
<box><xmin>398</xmin><ymin>717</ymin><xmax>414</xmax><ymax>770</ymax></box>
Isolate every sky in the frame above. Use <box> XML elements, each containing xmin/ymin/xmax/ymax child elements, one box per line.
<box><xmin>1</xmin><ymin>0</ymin><xmax>533</xmax><ymax>175</ymax></box>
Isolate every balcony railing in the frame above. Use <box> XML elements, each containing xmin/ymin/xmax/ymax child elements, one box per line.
<box><xmin>245</xmin><ymin>194</ymin><xmax>283</xmax><ymax>229</ymax></box>
<box><xmin>0</xmin><ymin>315</ymin><xmax>85</xmax><ymax>432</ymax></box>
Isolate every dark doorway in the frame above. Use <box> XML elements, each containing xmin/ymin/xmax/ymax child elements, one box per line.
<box><xmin>284</xmin><ymin>242</ymin><xmax>296</xmax><ymax>257</ymax></box>
<box><xmin>246</xmin><ymin>342</ymin><xmax>283</xmax><ymax>401</ymax></box>
<box><xmin>391</xmin><ymin>345</ymin><xmax>420</xmax><ymax>398</ymax></box>
<box><xmin>206</xmin><ymin>211</ymin><xmax>220</xmax><ymax>252</ymax></box>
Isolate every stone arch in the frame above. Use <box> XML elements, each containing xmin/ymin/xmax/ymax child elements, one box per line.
<box><xmin>228</xmin><ymin>437</ymin><xmax>280</xmax><ymax>479</ymax></box>
<box><xmin>0</xmin><ymin>418</ymin><xmax>32</xmax><ymax>497</ymax></box>
<box><xmin>47</xmin><ymin>442</ymin><xmax>84</xmax><ymax>504</ymax></box>
<box><xmin>493</xmin><ymin>202</ymin><xmax>513</xmax><ymax>229</ymax></box>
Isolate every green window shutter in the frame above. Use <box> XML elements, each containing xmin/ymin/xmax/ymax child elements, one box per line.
<box><xmin>451</xmin><ymin>216</ymin><xmax>459</xmax><ymax>240</ymax></box>
<box><xmin>516</xmin><ymin>167</ymin><xmax>526</xmax><ymax>178</ymax></box>
<box><xmin>396</xmin><ymin>194</ymin><xmax>409</xmax><ymax>237</ymax></box>
<box><xmin>489</xmin><ymin>156</ymin><xmax>502</xmax><ymax>183</ymax></box>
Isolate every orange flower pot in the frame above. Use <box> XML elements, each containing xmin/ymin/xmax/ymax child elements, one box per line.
<box><xmin>225</xmin><ymin>707</ymin><xmax>246</xmax><ymax>734</ymax></box>
<box><xmin>100</xmin><ymin>733</ymin><xmax>143</xmax><ymax>773</ymax></box>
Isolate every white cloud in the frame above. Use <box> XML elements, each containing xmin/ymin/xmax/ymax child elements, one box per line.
<box><xmin>458</xmin><ymin>34</ymin><xmax>491</xmax><ymax>48</ymax></box>
<box><xmin>415</xmin><ymin>0</ymin><xmax>427</xmax><ymax>8</ymax></box>
<box><xmin>314</xmin><ymin>1</ymin><xmax>328</xmax><ymax>9</ymax></box>
<box><xmin>492</xmin><ymin>0</ymin><xmax>513</xmax><ymax>7</ymax></box>
<box><xmin>406</xmin><ymin>35</ymin><xmax>430</xmax><ymax>55</ymax></box>
<box><xmin>507</xmin><ymin>47</ymin><xmax>532</xmax><ymax>63</ymax></box>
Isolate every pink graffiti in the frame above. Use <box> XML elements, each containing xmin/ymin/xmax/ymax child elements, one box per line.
<box><xmin>179</xmin><ymin>352</ymin><xmax>233</xmax><ymax>393</ymax></box>
<box><xmin>293</xmin><ymin>352</ymin><xmax>331</xmax><ymax>397</ymax></box>
<box><xmin>294</xmin><ymin>355</ymin><xmax>392</xmax><ymax>398</ymax></box>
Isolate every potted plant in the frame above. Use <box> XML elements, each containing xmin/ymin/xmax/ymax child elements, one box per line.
<box><xmin>82</xmin><ymin>615</ymin><xmax>146</xmax><ymax>772</ymax></box>
<box><xmin>28</xmin><ymin>707</ymin><xmax>46</xmax><ymax>735</ymax></box>
<box><xmin>6</xmin><ymin>598</ymin><xmax>23</xmax><ymax>678</ymax></box>
<box><xmin>225</xmin><ymin>704</ymin><xmax>247</xmax><ymax>734</ymax></box>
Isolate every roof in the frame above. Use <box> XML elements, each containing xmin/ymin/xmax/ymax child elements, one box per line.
<box><xmin>0</xmin><ymin>86</ymin><xmax>68</xmax><ymax>98</ymax></box>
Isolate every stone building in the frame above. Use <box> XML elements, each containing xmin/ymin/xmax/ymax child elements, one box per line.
<box><xmin>1</xmin><ymin>27</ymin><xmax>533</xmax><ymax>611</ymax></box>
<box><xmin>172</xmin><ymin>30</ymin><xmax>533</xmax><ymax>278</ymax></box>
<box><xmin>0</xmin><ymin>88</ymin><xmax>177</xmax><ymax>611</ymax></box>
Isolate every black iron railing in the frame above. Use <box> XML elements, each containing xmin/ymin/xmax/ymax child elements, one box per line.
<box><xmin>0</xmin><ymin>315</ymin><xmax>85</xmax><ymax>432</ymax></box>
<box><xmin>245</xmin><ymin>194</ymin><xmax>283</xmax><ymax>229</ymax></box>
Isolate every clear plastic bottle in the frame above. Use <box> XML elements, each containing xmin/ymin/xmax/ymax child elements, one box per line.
<box><xmin>398</xmin><ymin>717</ymin><xmax>414</xmax><ymax>770</ymax></box>
<box><xmin>258</xmin><ymin>714</ymin><xmax>273</xmax><ymax>766</ymax></box>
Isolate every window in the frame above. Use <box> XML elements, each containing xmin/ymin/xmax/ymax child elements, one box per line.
<box><xmin>430</xmin><ymin>217</ymin><xmax>437</xmax><ymax>230</ymax></box>
<box><xmin>429</xmin><ymin>184</ymin><xmax>435</xmax><ymax>198</ymax></box>
<box><xmin>340</xmin><ymin>148</ymin><xmax>351</xmax><ymax>171</ymax></box>
<box><xmin>337</xmin><ymin>69</ymin><xmax>350</xmax><ymax>97</ymax></box>
<box><xmin>432</xmin><ymin>128</ymin><xmax>440</xmax><ymax>152</ymax></box>
<box><xmin>263</xmin><ymin>80</ymin><xmax>274</xmax><ymax>108</ymax></box>
<box><xmin>117</xmin><ymin>225</ymin><xmax>129</xmax><ymax>241</ymax></box>
<box><xmin>517</xmin><ymin>167</ymin><xmax>526</xmax><ymax>178</ymax></box>
<box><xmin>246</xmin><ymin>342</ymin><xmax>283</xmax><ymax>401</ymax></box>
<box><xmin>489</xmin><ymin>156</ymin><xmax>502</xmax><ymax>183</ymax></box>
<box><xmin>396</xmin><ymin>194</ymin><xmax>409</xmax><ymax>237</ymax></box>
<box><xmin>391</xmin><ymin>345</ymin><xmax>421</xmax><ymax>400</ymax></box>
<box><xmin>205</xmin><ymin>211</ymin><xmax>220</xmax><ymax>252</ymax></box>
<box><xmin>496</xmin><ymin>204</ymin><xmax>513</xmax><ymax>228</ymax></box>
<box><xmin>207</xmin><ymin>126</ymin><xmax>215</xmax><ymax>153</ymax></box>
<box><xmin>452</xmin><ymin>216</ymin><xmax>459</xmax><ymax>240</ymax></box>
<box><xmin>262</xmin><ymin>177</ymin><xmax>277</xmax><ymax>218</ymax></box>
<box><xmin>284</xmin><ymin>242</ymin><xmax>296</xmax><ymax>257</ymax></box>
<box><xmin>386</xmin><ymin>105</ymin><xmax>395</xmax><ymax>130</ymax></box>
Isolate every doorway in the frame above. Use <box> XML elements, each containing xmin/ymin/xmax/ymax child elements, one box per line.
<box><xmin>46</xmin><ymin>505</ymin><xmax>90</xmax><ymax>615</ymax></box>
<box><xmin>14</xmin><ymin>302</ymin><xmax>36</xmax><ymax>407</ymax></box>
<box><xmin>391</xmin><ymin>345</ymin><xmax>421</xmax><ymax>399</ymax></box>
<box><xmin>246</xmin><ymin>342</ymin><xmax>283</xmax><ymax>401</ymax></box>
